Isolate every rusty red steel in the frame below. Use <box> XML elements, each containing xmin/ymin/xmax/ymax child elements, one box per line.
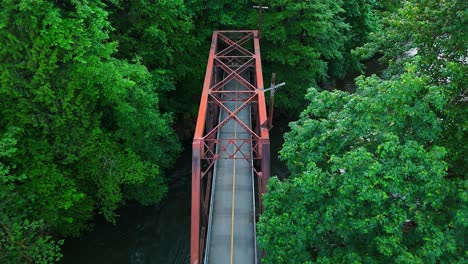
<box><xmin>191</xmin><ymin>30</ymin><xmax>270</xmax><ymax>264</ymax></box>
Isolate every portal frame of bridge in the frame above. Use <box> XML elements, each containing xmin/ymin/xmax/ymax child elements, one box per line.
<box><xmin>191</xmin><ymin>30</ymin><xmax>270</xmax><ymax>264</ymax></box>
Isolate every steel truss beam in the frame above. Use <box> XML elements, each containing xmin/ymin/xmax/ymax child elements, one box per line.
<box><xmin>191</xmin><ymin>30</ymin><xmax>270</xmax><ymax>264</ymax></box>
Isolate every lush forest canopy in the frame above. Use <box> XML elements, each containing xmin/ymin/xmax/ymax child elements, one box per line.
<box><xmin>258</xmin><ymin>0</ymin><xmax>467</xmax><ymax>263</ymax></box>
<box><xmin>0</xmin><ymin>0</ymin><xmax>465</xmax><ymax>263</ymax></box>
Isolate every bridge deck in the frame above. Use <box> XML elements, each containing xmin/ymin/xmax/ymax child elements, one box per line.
<box><xmin>206</xmin><ymin>79</ymin><xmax>256</xmax><ymax>264</ymax></box>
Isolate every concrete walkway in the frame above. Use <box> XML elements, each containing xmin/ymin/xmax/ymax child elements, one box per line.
<box><xmin>206</xmin><ymin>79</ymin><xmax>255</xmax><ymax>264</ymax></box>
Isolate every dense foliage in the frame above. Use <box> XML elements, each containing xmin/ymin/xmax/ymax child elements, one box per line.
<box><xmin>366</xmin><ymin>0</ymin><xmax>467</xmax><ymax>177</ymax></box>
<box><xmin>259</xmin><ymin>70</ymin><xmax>465</xmax><ymax>263</ymax></box>
<box><xmin>259</xmin><ymin>0</ymin><xmax>377</xmax><ymax>112</ymax></box>
<box><xmin>259</xmin><ymin>0</ymin><xmax>466</xmax><ymax>263</ymax></box>
<box><xmin>0</xmin><ymin>0</ymin><xmax>180</xmax><ymax>262</ymax></box>
<box><xmin>1</xmin><ymin>129</ymin><xmax>63</xmax><ymax>263</ymax></box>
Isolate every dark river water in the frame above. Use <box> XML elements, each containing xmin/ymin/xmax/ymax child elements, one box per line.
<box><xmin>61</xmin><ymin>150</ymin><xmax>193</xmax><ymax>264</ymax></box>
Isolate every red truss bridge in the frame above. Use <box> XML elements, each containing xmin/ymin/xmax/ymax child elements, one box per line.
<box><xmin>191</xmin><ymin>30</ymin><xmax>270</xmax><ymax>264</ymax></box>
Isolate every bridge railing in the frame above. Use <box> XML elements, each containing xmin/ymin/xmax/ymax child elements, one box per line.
<box><xmin>191</xmin><ymin>30</ymin><xmax>270</xmax><ymax>264</ymax></box>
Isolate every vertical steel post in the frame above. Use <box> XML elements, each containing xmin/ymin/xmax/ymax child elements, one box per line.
<box><xmin>267</xmin><ymin>73</ymin><xmax>276</xmax><ymax>129</ymax></box>
<box><xmin>191</xmin><ymin>141</ymin><xmax>201</xmax><ymax>264</ymax></box>
<box><xmin>260</xmin><ymin>139</ymin><xmax>270</xmax><ymax>213</ymax></box>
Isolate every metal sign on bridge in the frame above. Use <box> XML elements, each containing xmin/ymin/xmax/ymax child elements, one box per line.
<box><xmin>191</xmin><ymin>30</ymin><xmax>270</xmax><ymax>264</ymax></box>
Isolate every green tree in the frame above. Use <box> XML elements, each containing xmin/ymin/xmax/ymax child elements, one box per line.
<box><xmin>258</xmin><ymin>68</ymin><xmax>466</xmax><ymax>263</ymax></box>
<box><xmin>0</xmin><ymin>0</ymin><xmax>179</xmax><ymax>248</ymax></box>
<box><xmin>107</xmin><ymin>0</ymin><xmax>195</xmax><ymax>79</ymax></box>
<box><xmin>105</xmin><ymin>0</ymin><xmax>212</xmax><ymax>128</ymax></box>
<box><xmin>332</xmin><ymin>0</ymin><xmax>378</xmax><ymax>77</ymax></box>
<box><xmin>259</xmin><ymin>2</ymin><xmax>467</xmax><ymax>262</ymax></box>
<box><xmin>355</xmin><ymin>0</ymin><xmax>467</xmax><ymax>181</ymax></box>
<box><xmin>377</xmin><ymin>0</ymin><xmax>467</xmax><ymax>177</ymax></box>
<box><xmin>260</xmin><ymin>0</ymin><xmax>349</xmax><ymax>111</ymax></box>
<box><xmin>254</xmin><ymin>0</ymin><xmax>378</xmax><ymax>113</ymax></box>
<box><xmin>0</xmin><ymin>128</ymin><xmax>63</xmax><ymax>264</ymax></box>
<box><xmin>188</xmin><ymin>0</ymin><xmax>255</xmax><ymax>33</ymax></box>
